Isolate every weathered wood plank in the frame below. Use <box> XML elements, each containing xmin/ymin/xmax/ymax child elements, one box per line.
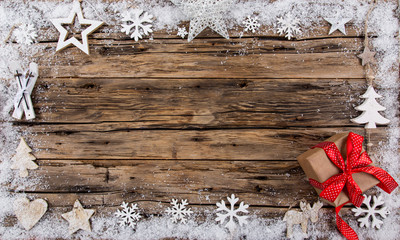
<box><xmin>27</xmin><ymin>77</ymin><xmax>366</xmax><ymax>127</ymax></box>
<box><xmin>26</xmin><ymin>128</ymin><xmax>371</xmax><ymax>160</ymax></box>
<box><xmin>37</xmin><ymin>48</ymin><xmax>364</xmax><ymax>79</ymax></box>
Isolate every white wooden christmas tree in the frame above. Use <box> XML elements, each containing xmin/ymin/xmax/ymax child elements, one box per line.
<box><xmin>11</xmin><ymin>137</ymin><xmax>38</xmax><ymax>177</ymax></box>
<box><xmin>351</xmin><ymin>85</ymin><xmax>390</xmax><ymax>128</ymax></box>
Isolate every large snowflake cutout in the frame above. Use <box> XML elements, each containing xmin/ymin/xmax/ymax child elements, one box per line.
<box><xmin>165</xmin><ymin>199</ymin><xmax>193</xmax><ymax>224</ymax></box>
<box><xmin>351</xmin><ymin>195</ymin><xmax>390</xmax><ymax>229</ymax></box>
<box><xmin>243</xmin><ymin>16</ymin><xmax>260</xmax><ymax>33</ymax></box>
<box><xmin>14</xmin><ymin>23</ymin><xmax>38</xmax><ymax>45</ymax></box>
<box><xmin>276</xmin><ymin>13</ymin><xmax>301</xmax><ymax>40</ymax></box>
<box><xmin>216</xmin><ymin>194</ymin><xmax>249</xmax><ymax>233</ymax></box>
<box><xmin>121</xmin><ymin>9</ymin><xmax>153</xmax><ymax>41</ymax></box>
<box><xmin>115</xmin><ymin>202</ymin><xmax>142</xmax><ymax>228</ymax></box>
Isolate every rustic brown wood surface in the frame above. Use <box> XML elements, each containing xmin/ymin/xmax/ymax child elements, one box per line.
<box><xmin>4</xmin><ymin>1</ymin><xmax>394</xmax><ymax>237</ymax></box>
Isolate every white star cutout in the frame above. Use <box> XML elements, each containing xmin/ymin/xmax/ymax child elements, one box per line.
<box><xmin>50</xmin><ymin>0</ymin><xmax>103</xmax><ymax>55</ymax></box>
<box><xmin>172</xmin><ymin>0</ymin><xmax>234</xmax><ymax>42</ymax></box>
<box><xmin>324</xmin><ymin>16</ymin><xmax>352</xmax><ymax>35</ymax></box>
<box><xmin>61</xmin><ymin>200</ymin><xmax>95</xmax><ymax>235</ymax></box>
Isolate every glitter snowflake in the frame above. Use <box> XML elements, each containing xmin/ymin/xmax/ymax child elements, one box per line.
<box><xmin>165</xmin><ymin>199</ymin><xmax>193</xmax><ymax>224</ymax></box>
<box><xmin>13</xmin><ymin>23</ymin><xmax>38</xmax><ymax>45</ymax></box>
<box><xmin>243</xmin><ymin>16</ymin><xmax>260</xmax><ymax>33</ymax></box>
<box><xmin>115</xmin><ymin>202</ymin><xmax>142</xmax><ymax>228</ymax></box>
<box><xmin>352</xmin><ymin>195</ymin><xmax>390</xmax><ymax>229</ymax></box>
<box><xmin>216</xmin><ymin>194</ymin><xmax>249</xmax><ymax>233</ymax></box>
<box><xmin>121</xmin><ymin>9</ymin><xmax>153</xmax><ymax>41</ymax></box>
<box><xmin>177</xmin><ymin>27</ymin><xmax>188</xmax><ymax>39</ymax></box>
<box><xmin>276</xmin><ymin>13</ymin><xmax>301</xmax><ymax>40</ymax></box>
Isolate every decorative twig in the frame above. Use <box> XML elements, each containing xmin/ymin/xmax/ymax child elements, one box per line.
<box><xmin>3</xmin><ymin>24</ymin><xmax>21</xmax><ymax>44</ymax></box>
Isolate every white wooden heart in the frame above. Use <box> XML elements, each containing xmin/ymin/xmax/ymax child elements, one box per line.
<box><xmin>13</xmin><ymin>197</ymin><xmax>48</xmax><ymax>230</ymax></box>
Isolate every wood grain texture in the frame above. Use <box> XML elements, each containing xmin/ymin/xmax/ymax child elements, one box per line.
<box><xmin>5</xmin><ymin>1</ymin><xmax>395</xmax><ymax>236</ymax></box>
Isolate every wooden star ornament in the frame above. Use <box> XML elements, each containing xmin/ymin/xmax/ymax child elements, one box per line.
<box><xmin>50</xmin><ymin>0</ymin><xmax>103</xmax><ymax>55</ymax></box>
<box><xmin>324</xmin><ymin>16</ymin><xmax>352</xmax><ymax>35</ymax></box>
<box><xmin>358</xmin><ymin>46</ymin><xmax>376</xmax><ymax>66</ymax></box>
<box><xmin>62</xmin><ymin>200</ymin><xmax>95</xmax><ymax>235</ymax></box>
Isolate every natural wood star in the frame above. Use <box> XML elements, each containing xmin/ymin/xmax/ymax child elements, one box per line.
<box><xmin>50</xmin><ymin>0</ymin><xmax>103</xmax><ymax>55</ymax></box>
<box><xmin>62</xmin><ymin>200</ymin><xmax>95</xmax><ymax>235</ymax></box>
<box><xmin>357</xmin><ymin>46</ymin><xmax>376</xmax><ymax>66</ymax></box>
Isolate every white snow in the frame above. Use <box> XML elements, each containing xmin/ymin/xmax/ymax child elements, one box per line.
<box><xmin>0</xmin><ymin>0</ymin><xmax>399</xmax><ymax>239</ymax></box>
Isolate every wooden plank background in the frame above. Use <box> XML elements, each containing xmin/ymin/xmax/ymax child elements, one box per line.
<box><xmin>5</xmin><ymin>1</ymin><xmax>394</xmax><ymax>237</ymax></box>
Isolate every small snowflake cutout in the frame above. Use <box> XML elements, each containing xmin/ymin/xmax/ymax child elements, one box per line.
<box><xmin>121</xmin><ymin>9</ymin><xmax>153</xmax><ymax>41</ymax></box>
<box><xmin>115</xmin><ymin>202</ymin><xmax>141</xmax><ymax>228</ymax></box>
<box><xmin>243</xmin><ymin>16</ymin><xmax>260</xmax><ymax>33</ymax></box>
<box><xmin>165</xmin><ymin>199</ymin><xmax>193</xmax><ymax>224</ymax></box>
<box><xmin>13</xmin><ymin>23</ymin><xmax>38</xmax><ymax>45</ymax></box>
<box><xmin>177</xmin><ymin>27</ymin><xmax>188</xmax><ymax>39</ymax></box>
<box><xmin>216</xmin><ymin>194</ymin><xmax>249</xmax><ymax>233</ymax></box>
<box><xmin>276</xmin><ymin>13</ymin><xmax>301</xmax><ymax>40</ymax></box>
<box><xmin>352</xmin><ymin>194</ymin><xmax>390</xmax><ymax>229</ymax></box>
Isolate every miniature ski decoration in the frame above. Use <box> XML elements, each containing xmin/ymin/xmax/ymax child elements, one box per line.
<box><xmin>12</xmin><ymin>62</ymin><xmax>38</xmax><ymax>120</ymax></box>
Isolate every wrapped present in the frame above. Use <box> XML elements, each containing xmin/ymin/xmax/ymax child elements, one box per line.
<box><xmin>297</xmin><ymin>132</ymin><xmax>398</xmax><ymax>240</ymax></box>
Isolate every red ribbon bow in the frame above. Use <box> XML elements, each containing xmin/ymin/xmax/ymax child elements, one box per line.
<box><xmin>309</xmin><ymin>132</ymin><xmax>398</xmax><ymax>240</ymax></box>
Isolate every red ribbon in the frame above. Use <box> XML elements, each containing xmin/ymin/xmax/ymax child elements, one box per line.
<box><xmin>309</xmin><ymin>132</ymin><xmax>398</xmax><ymax>240</ymax></box>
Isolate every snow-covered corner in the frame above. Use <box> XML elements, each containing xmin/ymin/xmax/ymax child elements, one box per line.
<box><xmin>0</xmin><ymin>0</ymin><xmax>399</xmax><ymax>239</ymax></box>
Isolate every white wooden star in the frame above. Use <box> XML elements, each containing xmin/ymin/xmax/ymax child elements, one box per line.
<box><xmin>172</xmin><ymin>0</ymin><xmax>234</xmax><ymax>42</ymax></box>
<box><xmin>10</xmin><ymin>137</ymin><xmax>38</xmax><ymax>178</ymax></box>
<box><xmin>62</xmin><ymin>200</ymin><xmax>95</xmax><ymax>235</ymax></box>
<box><xmin>358</xmin><ymin>46</ymin><xmax>376</xmax><ymax>66</ymax></box>
<box><xmin>50</xmin><ymin>0</ymin><xmax>103</xmax><ymax>55</ymax></box>
<box><xmin>324</xmin><ymin>16</ymin><xmax>352</xmax><ymax>35</ymax></box>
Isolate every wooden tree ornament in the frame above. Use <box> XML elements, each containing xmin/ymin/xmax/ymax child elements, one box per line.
<box><xmin>10</xmin><ymin>137</ymin><xmax>38</xmax><ymax>178</ymax></box>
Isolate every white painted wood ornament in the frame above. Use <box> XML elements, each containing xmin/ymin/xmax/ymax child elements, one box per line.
<box><xmin>351</xmin><ymin>85</ymin><xmax>390</xmax><ymax>128</ymax></box>
<box><xmin>324</xmin><ymin>16</ymin><xmax>352</xmax><ymax>35</ymax></box>
<box><xmin>352</xmin><ymin>195</ymin><xmax>390</xmax><ymax>229</ymax></box>
<box><xmin>10</xmin><ymin>137</ymin><xmax>38</xmax><ymax>177</ymax></box>
<box><xmin>283</xmin><ymin>201</ymin><xmax>323</xmax><ymax>238</ymax></box>
<box><xmin>13</xmin><ymin>197</ymin><xmax>48</xmax><ymax>231</ymax></box>
<box><xmin>50</xmin><ymin>0</ymin><xmax>103</xmax><ymax>55</ymax></box>
<box><xmin>12</xmin><ymin>62</ymin><xmax>38</xmax><ymax>120</ymax></box>
<box><xmin>215</xmin><ymin>194</ymin><xmax>249</xmax><ymax>233</ymax></box>
<box><xmin>62</xmin><ymin>200</ymin><xmax>95</xmax><ymax>235</ymax></box>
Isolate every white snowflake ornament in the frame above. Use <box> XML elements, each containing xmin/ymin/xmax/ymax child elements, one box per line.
<box><xmin>351</xmin><ymin>85</ymin><xmax>390</xmax><ymax>128</ymax></box>
<box><xmin>276</xmin><ymin>13</ymin><xmax>301</xmax><ymax>40</ymax></box>
<box><xmin>121</xmin><ymin>9</ymin><xmax>153</xmax><ymax>42</ymax></box>
<box><xmin>11</xmin><ymin>137</ymin><xmax>38</xmax><ymax>178</ymax></box>
<box><xmin>177</xmin><ymin>27</ymin><xmax>188</xmax><ymax>39</ymax></box>
<box><xmin>216</xmin><ymin>194</ymin><xmax>249</xmax><ymax>233</ymax></box>
<box><xmin>14</xmin><ymin>23</ymin><xmax>38</xmax><ymax>45</ymax></box>
<box><xmin>115</xmin><ymin>202</ymin><xmax>142</xmax><ymax>228</ymax></box>
<box><xmin>243</xmin><ymin>16</ymin><xmax>260</xmax><ymax>33</ymax></box>
<box><xmin>352</xmin><ymin>195</ymin><xmax>390</xmax><ymax>229</ymax></box>
<box><xmin>165</xmin><ymin>199</ymin><xmax>193</xmax><ymax>224</ymax></box>
<box><xmin>172</xmin><ymin>0</ymin><xmax>234</xmax><ymax>42</ymax></box>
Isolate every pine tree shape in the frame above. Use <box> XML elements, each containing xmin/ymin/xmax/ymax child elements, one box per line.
<box><xmin>10</xmin><ymin>137</ymin><xmax>38</xmax><ymax>177</ymax></box>
<box><xmin>351</xmin><ymin>86</ymin><xmax>390</xmax><ymax>128</ymax></box>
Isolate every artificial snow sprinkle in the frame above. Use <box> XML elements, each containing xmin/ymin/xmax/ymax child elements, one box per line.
<box><xmin>351</xmin><ymin>85</ymin><xmax>390</xmax><ymax>128</ymax></box>
<box><xmin>276</xmin><ymin>13</ymin><xmax>301</xmax><ymax>40</ymax></box>
<box><xmin>171</xmin><ymin>0</ymin><xmax>234</xmax><ymax>42</ymax></box>
<box><xmin>242</xmin><ymin>16</ymin><xmax>260</xmax><ymax>33</ymax></box>
<box><xmin>165</xmin><ymin>199</ymin><xmax>193</xmax><ymax>224</ymax></box>
<box><xmin>121</xmin><ymin>9</ymin><xmax>153</xmax><ymax>41</ymax></box>
<box><xmin>115</xmin><ymin>202</ymin><xmax>142</xmax><ymax>228</ymax></box>
<box><xmin>216</xmin><ymin>194</ymin><xmax>249</xmax><ymax>233</ymax></box>
<box><xmin>177</xmin><ymin>27</ymin><xmax>188</xmax><ymax>38</ymax></box>
<box><xmin>13</xmin><ymin>23</ymin><xmax>37</xmax><ymax>45</ymax></box>
<box><xmin>13</xmin><ymin>197</ymin><xmax>47</xmax><ymax>231</ymax></box>
<box><xmin>324</xmin><ymin>16</ymin><xmax>352</xmax><ymax>35</ymax></box>
<box><xmin>352</xmin><ymin>195</ymin><xmax>390</xmax><ymax>229</ymax></box>
<box><xmin>10</xmin><ymin>137</ymin><xmax>38</xmax><ymax>178</ymax></box>
<box><xmin>283</xmin><ymin>201</ymin><xmax>323</xmax><ymax>238</ymax></box>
